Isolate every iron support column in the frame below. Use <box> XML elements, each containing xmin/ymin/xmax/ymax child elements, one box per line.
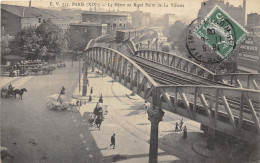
<box><xmin>92</xmin><ymin>62</ymin><xmax>95</xmax><ymax>72</ymax></box>
<box><xmin>206</xmin><ymin>127</ymin><xmax>215</xmax><ymax>150</ymax></box>
<box><xmin>147</xmin><ymin>107</ymin><xmax>164</xmax><ymax>163</ymax></box>
<box><xmin>82</xmin><ymin>61</ymin><xmax>89</xmax><ymax>96</ymax></box>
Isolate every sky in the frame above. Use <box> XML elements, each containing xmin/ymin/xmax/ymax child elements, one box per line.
<box><xmin>1</xmin><ymin>0</ymin><xmax>260</xmax><ymax>20</ymax></box>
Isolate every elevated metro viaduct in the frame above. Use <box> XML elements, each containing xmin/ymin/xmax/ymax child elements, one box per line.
<box><xmin>86</xmin><ymin>28</ymin><xmax>260</xmax><ymax>160</ymax></box>
<box><xmin>80</xmin><ymin>46</ymin><xmax>260</xmax><ymax>162</ymax></box>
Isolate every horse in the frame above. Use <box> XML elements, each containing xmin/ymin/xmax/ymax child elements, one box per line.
<box><xmin>14</xmin><ymin>88</ymin><xmax>27</xmax><ymax>100</ymax></box>
<box><xmin>43</xmin><ymin>66</ymin><xmax>55</xmax><ymax>75</ymax></box>
<box><xmin>88</xmin><ymin>114</ymin><xmax>103</xmax><ymax>130</ymax></box>
<box><xmin>95</xmin><ymin>115</ymin><xmax>103</xmax><ymax>130</ymax></box>
<box><xmin>88</xmin><ymin>114</ymin><xmax>95</xmax><ymax>130</ymax></box>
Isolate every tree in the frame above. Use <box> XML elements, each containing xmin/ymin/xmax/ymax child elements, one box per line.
<box><xmin>161</xmin><ymin>43</ymin><xmax>171</xmax><ymax>53</ymax></box>
<box><xmin>65</xmin><ymin>27</ymin><xmax>88</xmax><ymax>55</ymax></box>
<box><xmin>9</xmin><ymin>19</ymin><xmax>67</xmax><ymax>61</ymax></box>
<box><xmin>9</xmin><ymin>27</ymin><xmax>41</xmax><ymax>59</ymax></box>
<box><xmin>36</xmin><ymin>19</ymin><xmax>68</xmax><ymax>57</ymax></box>
<box><xmin>167</xmin><ymin>21</ymin><xmax>186</xmax><ymax>43</ymax></box>
<box><xmin>1</xmin><ymin>29</ymin><xmax>11</xmax><ymax>56</ymax></box>
<box><xmin>175</xmin><ymin>26</ymin><xmax>189</xmax><ymax>53</ymax></box>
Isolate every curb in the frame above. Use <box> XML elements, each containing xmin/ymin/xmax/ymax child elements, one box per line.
<box><xmin>191</xmin><ymin>141</ymin><xmax>214</xmax><ymax>158</ymax></box>
<box><xmin>125</xmin><ymin>94</ymin><xmax>141</xmax><ymax>100</ymax></box>
<box><xmin>71</xmin><ymin>95</ymin><xmax>89</xmax><ymax>100</ymax></box>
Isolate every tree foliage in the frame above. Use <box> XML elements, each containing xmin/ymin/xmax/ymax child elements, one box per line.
<box><xmin>9</xmin><ymin>27</ymin><xmax>41</xmax><ymax>59</ymax></box>
<box><xmin>9</xmin><ymin>19</ymin><xmax>67</xmax><ymax>60</ymax></box>
<box><xmin>167</xmin><ymin>21</ymin><xmax>186</xmax><ymax>42</ymax></box>
<box><xmin>36</xmin><ymin>19</ymin><xmax>68</xmax><ymax>55</ymax></box>
<box><xmin>1</xmin><ymin>29</ymin><xmax>11</xmax><ymax>55</ymax></box>
<box><xmin>65</xmin><ymin>28</ymin><xmax>88</xmax><ymax>53</ymax></box>
<box><xmin>161</xmin><ymin>43</ymin><xmax>171</xmax><ymax>53</ymax></box>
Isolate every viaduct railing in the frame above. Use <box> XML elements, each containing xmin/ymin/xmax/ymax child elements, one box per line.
<box><xmin>214</xmin><ymin>73</ymin><xmax>260</xmax><ymax>90</ymax></box>
<box><xmin>135</xmin><ymin>50</ymin><xmax>260</xmax><ymax>90</ymax></box>
<box><xmin>135</xmin><ymin>50</ymin><xmax>215</xmax><ymax>80</ymax></box>
<box><xmin>157</xmin><ymin>85</ymin><xmax>260</xmax><ymax>142</ymax></box>
<box><xmin>85</xmin><ymin>47</ymin><xmax>159</xmax><ymax>100</ymax></box>
<box><xmin>85</xmin><ymin>47</ymin><xmax>260</xmax><ymax>142</ymax></box>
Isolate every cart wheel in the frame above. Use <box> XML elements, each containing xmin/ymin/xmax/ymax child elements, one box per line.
<box><xmin>46</xmin><ymin>101</ymin><xmax>54</xmax><ymax>110</ymax></box>
<box><xmin>56</xmin><ymin>106</ymin><xmax>63</xmax><ymax>111</ymax></box>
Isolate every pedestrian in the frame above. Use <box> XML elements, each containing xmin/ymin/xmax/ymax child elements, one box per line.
<box><xmin>175</xmin><ymin>122</ymin><xmax>179</xmax><ymax>132</ymax></box>
<box><xmin>76</xmin><ymin>100</ymin><xmax>79</xmax><ymax>106</ymax></box>
<box><xmin>110</xmin><ymin>133</ymin><xmax>115</xmax><ymax>149</ymax></box>
<box><xmin>99</xmin><ymin>94</ymin><xmax>103</xmax><ymax>103</ymax></box>
<box><xmin>58</xmin><ymin>86</ymin><xmax>65</xmax><ymax>102</ymax></box>
<box><xmin>90</xmin><ymin>87</ymin><xmax>93</xmax><ymax>94</ymax></box>
<box><xmin>183</xmin><ymin>126</ymin><xmax>187</xmax><ymax>139</ymax></box>
<box><xmin>143</xmin><ymin>101</ymin><xmax>149</xmax><ymax>114</ymax></box>
<box><xmin>60</xmin><ymin>86</ymin><xmax>65</xmax><ymax>95</ymax></box>
<box><xmin>179</xmin><ymin>118</ymin><xmax>184</xmax><ymax>131</ymax></box>
<box><xmin>89</xmin><ymin>95</ymin><xmax>92</xmax><ymax>102</ymax></box>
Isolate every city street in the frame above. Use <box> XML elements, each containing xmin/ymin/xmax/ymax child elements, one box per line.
<box><xmin>1</xmin><ymin>62</ymin><xmax>106</xmax><ymax>162</ymax></box>
<box><xmin>1</xmin><ymin>61</ymin><xmax>244</xmax><ymax>163</ymax></box>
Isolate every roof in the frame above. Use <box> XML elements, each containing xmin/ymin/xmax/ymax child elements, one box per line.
<box><xmin>1</xmin><ymin>4</ymin><xmax>57</xmax><ymax>18</ymax></box>
<box><xmin>3</xmin><ymin>55</ymin><xmax>25</xmax><ymax>60</ymax></box>
<box><xmin>82</xmin><ymin>11</ymin><xmax>127</xmax><ymax>17</ymax></box>
<box><xmin>70</xmin><ymin>22</ymin><xmax>107</xmax><ymax>27</ymax></box>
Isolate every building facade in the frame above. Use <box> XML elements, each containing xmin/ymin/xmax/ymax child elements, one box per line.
<box><xmin>81</xmin><ymin>12</ymin><xmax>127</xmax><ymax>35</ymax></box>
<box><xmin>163</xmin><ymin>14</ymin><xmax>177</xmax><ymax>27</ymax></box>
<box><xmin>130</xmin><ymin>11</ymin><xmax>152</xmax><ymax>28</ymax></box>
<box><xmin>69</xmin><ymin>23</ymin><xmax>107</xmax><ymax>50</ymax></box>
<box><xmin>1</xmin><ymin>4</ymin><xmax>77</xmax><ymax>36</ymax></box>
<box><xmin>197</xmin><ymin>0</ymin><xmax>246</xmax><ymax>27</ymax></box>
<box><xmin>247</xmin><ymin>13</ymin><xmax>260</xmax><ymax>27</ymax></box>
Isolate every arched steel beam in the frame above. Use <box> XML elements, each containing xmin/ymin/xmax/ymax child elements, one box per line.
<box><xmin>85</xmin><ymin>47</ymin><xmax>160</xmax><ymax>100</ymax></box>
<box><xmin>135</xmin><ymin>50</ymin><xmax>215</xmax><ymax>79</ymax></box>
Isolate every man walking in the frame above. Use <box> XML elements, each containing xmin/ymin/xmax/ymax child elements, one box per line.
<box><xmin>183</xmin><ymin>126</ymin><xmax>187</xmax><ymax>139</ymax></box>
<box><xmin>99</xmin><ymin>94</ymin><xmax>103</xmax><ymax>103</ymax></box>
<box><xmin>90</xmin><ymin>87</ymin><xmax>93</xmax><ymax>94</ymax></box>
<box><xmin>175</xmin><ymin>122</ymin><xmax>179</xmax><ymax>132</ymax></box>
<box><xmin>179</xmin><ymin>118</ymin><xmax>184</xmax><ymax>131</ymax></box>
<box><xmin>110</xmin><ymin>133</ymin><xmax>115</xmax><ymax>149</ymax></box>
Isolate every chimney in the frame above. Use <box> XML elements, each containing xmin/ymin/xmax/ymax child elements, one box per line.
<box><xmin>29</xmin><ymin>0</ymin><xmax>31</xmax><ymax>7</ymax></box>
<box><xmin>243</xmin><ymin>0</ymin><xmax>246</xmax><ymax>26</ymax></box>
<box><xmin>23</xmin><ymin>8</ymin><xmax>25</xmax><ymax>17</ymax></box>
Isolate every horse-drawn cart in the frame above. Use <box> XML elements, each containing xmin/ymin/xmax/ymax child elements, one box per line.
<box><xmin>1</xmin><ymin>88</ymin><xmax>14</xmax><ymax>98</ymax></box>
<box><xmin>1</xmin><ymin>86</ymin><xmax>27</xmax><ymax>100</ymax></box>
<box><xmin>46</xmin><ymin>94</ymin><xmax>73</xmax><ymax>111</ymax></box>
<box><xmin>88</xmin><ymin>104</ymin><xmax>106</xmax><ymax>130</ymax></box>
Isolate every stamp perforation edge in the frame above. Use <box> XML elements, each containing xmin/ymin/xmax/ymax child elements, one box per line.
<box><xmin>193</xmin><ymin>5</ymin><xmax>248</xmax><ymax>58</ymax></box>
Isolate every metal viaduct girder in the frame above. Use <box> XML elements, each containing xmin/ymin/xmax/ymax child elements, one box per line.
<box><xmin>135</xmin><ymin>50</ymin><xmax>260</xmax><ymax>90</ymax></box>
<box><xmin>85</xmin><ymin>47</ymin><xmax>159</xmax><ymax>100</ymax></box>
<box><xmin>85</xmin><ymin>47</ymin><xmax>260</xmax><ymax>142</ymax></box>
<box><xmin>135</xmin><ymin>50</ymin><xmax>215</xmax><ymax>79</ymax></box>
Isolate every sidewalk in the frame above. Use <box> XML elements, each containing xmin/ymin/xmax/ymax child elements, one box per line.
<box><xmin>72</xmin><ymin>68</ymin><xmax>246</xmax><ymax>163</ymax></box>
<box><xmin>0</xmin><ymin>76</ymin><xmax>19</xmax><ymax>88</ymax></box>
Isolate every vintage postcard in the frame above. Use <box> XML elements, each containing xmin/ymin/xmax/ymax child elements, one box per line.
<box><xmin>1</xmin><ymin>0</ymin><xmax>260</xmax><ymax>162</ymax></box>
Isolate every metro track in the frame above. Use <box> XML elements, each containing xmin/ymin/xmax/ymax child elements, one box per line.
<box><xmin>98</xmin><ymin>42</ymin><xmax>260</xmax><ymax>116</ymax></box>
<box><xmin>132</xmin><ymin>58</ymin><xmax>260</xmax><ymax>117</ymax></box>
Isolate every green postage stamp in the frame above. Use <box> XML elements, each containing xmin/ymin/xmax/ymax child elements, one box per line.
<box><xmin>194</xmin><ymin>5</ymin><xmax>248</xmax><ymax>58</ymax></box>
